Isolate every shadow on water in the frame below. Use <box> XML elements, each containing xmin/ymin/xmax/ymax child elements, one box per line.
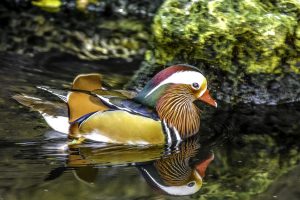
<box><xmin>0</xmin><ymin>52</ymin><xmax>300</xmax><ymax>200</ymax></box>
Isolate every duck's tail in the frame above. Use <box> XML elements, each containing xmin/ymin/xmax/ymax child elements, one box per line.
<box><xmin>12</xmin><ymin>94</ymin><xmax>69</xmax><ymax>134</ymax></box>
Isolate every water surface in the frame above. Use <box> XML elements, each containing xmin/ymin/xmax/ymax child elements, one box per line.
<box><xmin>0</xmin><ymin>53</ymin><xmax>299</xmax><ymax>200</ymax></box>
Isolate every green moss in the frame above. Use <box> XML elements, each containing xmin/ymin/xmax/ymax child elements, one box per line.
<box><xmin>152</xmin><ymin>0</ymin><xmax>300</xmax><ymax>74</ymax></box>
<box><xmin>246</xmin><ymin>56</ymin><xmax>281</xmax><ymax>74</ymax></box>
<box><xmin>287</xmin><ymin>58</ymin><xmax>300</xmax><ymax>73</ymax></box>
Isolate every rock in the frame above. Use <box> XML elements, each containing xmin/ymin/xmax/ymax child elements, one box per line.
<box><xmin>127</xmin><ymin>0</ymin><xmax>300</xmax><ymax>105</ymax></box>
<box><xmin>152</xmin><ymin>0</ymin><xmax>300</xmax><ymax>74</ymax></box>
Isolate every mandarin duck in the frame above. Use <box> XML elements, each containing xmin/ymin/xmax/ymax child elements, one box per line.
<box><xmin>46</xmin><ymin>136</ymin><xmax>214</xmax><ymax>196</ymax></box>
<box><xmin>13</xmin><ymin>64</ymin><xmax>217</xmax><ymax>145</ymax></box>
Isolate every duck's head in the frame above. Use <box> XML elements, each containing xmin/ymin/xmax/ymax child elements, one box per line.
<box><xmin>135</xmin><ymin>64</ymin><xmax>217</xmax><ymax>138</ymax></box>
<box><xmin>136</xmin><ymin>64</ymin><xmax>217</xmax><ymax>108</ymax></box>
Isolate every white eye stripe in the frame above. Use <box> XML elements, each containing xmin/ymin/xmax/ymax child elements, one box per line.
<box><xmin>145</xmin><ymin>71</ymin><xmax>206</xmax><ymax>98</ymax></box>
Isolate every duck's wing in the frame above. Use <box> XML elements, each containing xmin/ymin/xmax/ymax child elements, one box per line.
<box><xmin>92</xmin><ymin>93</ymin><xmax>159</xmax><ymax>120</ymax></box>
<box><xmin>68</xmin><ymin>79</ymin><xmax>157</xmax><ymax>120</ymax></box>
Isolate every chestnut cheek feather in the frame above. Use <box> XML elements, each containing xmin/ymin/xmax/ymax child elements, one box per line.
<box><xmin>156</xmin><ymin>85</ymin><xmax>201</xmax><ymax>138</ymax></box>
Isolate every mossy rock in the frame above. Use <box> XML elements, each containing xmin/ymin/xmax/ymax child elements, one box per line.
<box><xmin>152</xmin><ymin>0</ymin><xmax>299</xmax><ymax>74</ymax></box>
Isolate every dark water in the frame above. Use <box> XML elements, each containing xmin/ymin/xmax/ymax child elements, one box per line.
<box><xmin>0</xmin><ymin>53</ymin><xmax>300</xmax><ymax>200</ymax></box>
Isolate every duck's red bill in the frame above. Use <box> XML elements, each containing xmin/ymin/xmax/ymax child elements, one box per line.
<box><xmin>199</xmin><ymin>90</ymin><xmax>217</xmax><ymax>108</ymax></box>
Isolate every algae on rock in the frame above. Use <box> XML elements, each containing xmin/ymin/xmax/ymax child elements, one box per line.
<box><xmin>152</xmin><ymin>0</ymin><xmax>300</xmax><ymax>74</ymax></box>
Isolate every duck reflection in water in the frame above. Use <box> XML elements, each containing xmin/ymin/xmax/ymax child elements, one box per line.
<box><xmin>46</xmin><ymin>136</ymin><xmax>214</xmax><ymax>196</ymax></box>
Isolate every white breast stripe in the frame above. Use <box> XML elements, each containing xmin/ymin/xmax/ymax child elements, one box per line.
<box><xmin>163</xmin><ymin>120</ymin><xmax>172</xmax><ymax>145</ymax></box>
<box><xmin>145</xmin><ymin>71</ymin><xmax>206</xmax><ymax>98</ymax></box>
<box><xmin>172</xmin><ymin>127</ymin><xmax>181</xmax><ymax>142</ymax></box>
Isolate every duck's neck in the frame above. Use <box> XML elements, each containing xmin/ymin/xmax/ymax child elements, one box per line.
<box><xmin>156</xmin><ymin>85</ymin><xmax>200</xmax><ymax>139</ymax></box>
<box><xmin>135</xmin><ymin>84</ymin><xmax>169</xmax><ymax>108</ymax></box>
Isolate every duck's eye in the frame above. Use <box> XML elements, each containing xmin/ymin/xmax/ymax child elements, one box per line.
<box><xmin>188</xmin><ymin>181</ymin><xmax>195</xmax><ymax>187</ymax></box>
<box><xmin>192</xmin><ymin>82</ymin><xmax>200</xmax><ymax>90</ymax></box>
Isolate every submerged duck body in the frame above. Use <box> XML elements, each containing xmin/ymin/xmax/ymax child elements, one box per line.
<box><xmin>14</xmin><ymin>64</ymin><xmax>217</xmax><ymax>145</ymax></box>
